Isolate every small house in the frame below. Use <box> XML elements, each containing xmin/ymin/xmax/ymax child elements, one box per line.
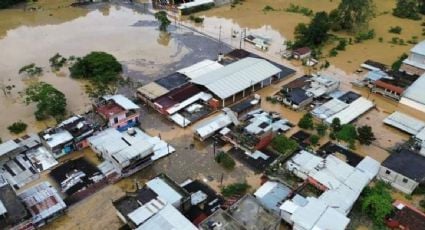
<box><xmin>292</xmin><ymin>47</ymin><xmax>311</xmax><ymax>60</ymax></box>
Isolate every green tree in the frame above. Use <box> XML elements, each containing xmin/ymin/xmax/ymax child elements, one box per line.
<box><xmin>25</xmin><ymin>82</ymin><xmax>67</xmax><ymax>120</ymax></box>
<box><xmin>271</xmin><ymin>135</ymin><xmax>298</xmax><ymax>156</ymax></box>
<box><xmin>333</xmin><ymin>0</ymin><xmax>375</xmax><ymax>32</ymax></box>
<box><xmin>7</xmin><ymin>121</ymin><xmax>27</xmax><ymax>134</ymax></box>
<box><xmin>316</xmin><ymin>123</ymin><xmax>328</xmax><ymax>136</ymax></box>
<box><xmin>330</xmin><ymin>117</ymin><xmax>342</xmax><ymax>132</ymax></box>
<box><xmin>361</xmin><ymin>181</ymin><xmax>393</xmax><ymax>226</ymax></box>
<box><xmin>154</xmin><ymin>11</ymin><xmax>171</xmax><ymax>32</ymax></box>
<box><xmin>310</xmin><ymin>135</ymin><xmax>320</xmax><ymax>145</ymax></box>
<box><xmin>294</xmin><ymin>11</ymin><xmax>331</xmax><ymax>48</ymax></box>
<box><xmin>221</xmin><ymin>182</ymin><xmax>250</xmax><ymax>197</ymax></box>
<box><xmin>336</xmin><ymin>124</ymin><xmax>358</xmax><ymax>142</ymax></box>
<box><xmin>391</xmin><ymin>53</ymin><xmax>408</xmax><ymax>71</ymax></box>
<box><xmin>215</xmin><ymin>152</ymin><xmax>236</xmax><ymax>170</ymax></box>
<box><xmin>0</xmin><ymin>0</ymin><xmax>25</xmax><ymax>9</ymax></box>
<box><xmin>393</xmin><ymin>0</ymin><xmax>422</xmax><ymax>20</ymax></box>
<box><xmin>298</xmin><ymin>113</ymin><xmax>314</xmax><ymax>129</ymax></box>
<box><xmin>357</xmin><ymin>125</ymin><xmax>376</xmax><ymax>145</ymax></box>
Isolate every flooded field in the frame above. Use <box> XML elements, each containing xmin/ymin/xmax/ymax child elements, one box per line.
<box><xmin>199</xmin><ymin>0</ymin><xmax>424</xmax><ymax>72</ymax></box>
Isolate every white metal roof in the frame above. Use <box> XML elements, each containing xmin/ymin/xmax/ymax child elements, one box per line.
<box><xmin>402</xmin><ymin>74</ymin><xmax>425</xmax><ymax>106</ymax></box>
<box><xmin>410</xmin><ymin>40</ymin><xmax>425</xmax><ymax>55</ymax></box>
<box><xmin>177</xmin><ymin>59</ymin><xmax>223</xmax><ymax>80</ymax></box>
<box><xmin>384</xmin><ymin>111</ymin><xmax>425</xmax><ymax>135</ymax></box>
<box><xmin>166</xmin><ymin>92</ymin><xmax>212</xmax><ymax>115</ymax></box>
<box><xmin>254</xmin><ymin>181</ymin><xmax>278</xmax><ymax>198</ymax></box>
<box><xmin>128</xmin><ymin>197</ymin><xmax>166</xmax><ymax>226</ymax></box>
<box><xmin>146</xmin><ymin>178</ymin><xmax>183</xmax><ymax>207</ymax></box>
<box><xmin>194</xmin><ymin>111</ymin><xmax>237</xmax><ymax>139</ymax></box>
<box><xmin>355</xmin><ymin>156</ymin><xmax>380</xmax><ymax>180</ymax></box>
<box><xmin>135</xmin><ymin>203</ymin><xmax>197</xmax><ymax>230</ymax></box>
<box><xmin>319</xmin><ymin>184</ymin><xmax>359</xmax><ymax>215</ymax></box>
<box><xmin>103</xmin><ymin>94</ymin><xmax>139</xmax><ymax>110</ymax></box>
<box><xmin>178</xmin><ymin>0</ymin><xmax>214</xmax><ymax>10</ymax></box>
<box><xmin>312</xmin><ymin>98</ymin><xmax>348</xmax><ymax>120</ymax></box>
<box><xmin>191</xmin><ymin>57</ymin><xmax>281</xmax><ymax>99</ymax></box>
<box><xmin>312</xmin><ymin>207</ymin><xmax>350</xmax><ymax>230</ymax></box>
<box><xmin>45</xmin><ymin>131</ymin><xmax>73</xmax><ymax>148</ymax></box>
<box><xmin>326</xmin><ymin>97</ymin><xmax>374</xmax><ymax>124</ymax></box>
<box><xmin>0</xmin><ymin>140</ymin><xmax>20</xmax><ymax>157</ymax></box>
<box><xmin>291</xmin><ymin>197</ymin><xmax>328</xmax><ymax>230</ymax></box>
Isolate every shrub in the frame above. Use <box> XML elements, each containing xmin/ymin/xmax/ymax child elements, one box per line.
<box><xmin>221</xmin><ymin>182</ymin><xmax>250</xmax><ymax>197</ymax></box>
<box><xmin>335</xmin><ymin>39</ymin><xmax>347</xmax><ymax>51</ymax></box>
<box><xmin>263</xmin><ymin>5</ymin><xmax>275</xmax><ymax>12</ymax></box>
<box><xmin>286</xmin><ymin>4</ymin><xmax>313</xmax><ymax>16</ymax></box>
<box><xmin>329</xmin><ymin>48</ymin><xmax>338</xmax><ymax>57</ymax></box>
<box><xmin>310</xmin><ymin>135</ymin><xmax>320</xmax><ymax>145</ymax></box>
<box><xmin>271</xmin><ymin>135</ymin><xmax>298</xmax><ymax>156</ymax></box>
<box><xmin>298</xmin><ymin>113</ymin><xmax>314</xmax><ymax>129</ymax></box>
<box><xmin>316</xmin><ymin>123</ymin><xmax>328</xmax><ymax>136</ymax></box>
<box><xmin>49</xmin><ymin>53</ymin><xmax>67</xmax><ymax>71</ymax></box>
<box><xmin>391</xmin><ymin>53</ymin><xmax>408</xmax><ymax>71</ymax></box>
<box><xmin>19</xmin><ymin>64</ymin><xmax>43</xmax><ymax>77</ymax></box>
<box><xmin>389</xmin><ymin>26</ymin><xmax>402</xmax><ymax>34</ymax></box>
<box><xmin>7</xmin><ymin>121</ymin><xmax>27</xmax><ymax>134</ymax></box>
<box><xmin>215</xmin><ymin>152</ymin><xmax>236</xmax><ymax>170</ymax></box>
<box><xmin>188</xmin><ymin>15</ymin><xmax>204</xmax><ymax>23</ymax></box>
<box><xmin>354</xmin><ymin>29</ymin><xmax>375</xmax><ymax>43</ymax></box>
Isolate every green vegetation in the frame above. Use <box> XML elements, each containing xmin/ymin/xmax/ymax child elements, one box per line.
<box><xmin>310</xmin><ymin>135</ymin><xmax>320</xmax><ymax>146</ymax></box>
<box><xmin>263</xmin><ymin>5</ymin><xmax>275</xmax><ymax>12</ymax></box>
<box><xmin>19</xmin><ymin>63</ymin><xmax>43</xmax><ymax>77</ymax></box>
<box><xmin>25</xmin><ymin>82</ymin><xmax>67</xmax><ymax>121</ymax></box>
<box><xmin>335</xmin><ymin>38</ymin><xmax>348</xmax><ymax>51</ymax></box>
<box><xmin>188</xmin><ymin>15</ymin><xmax>204</xmax><ymax>23</ymax></box>
<box><xmin>293</xmin><ymin>12</ymin><xmax>331</xmax><ymax>48</ymax></box>
<box><xmin>331</xmin><ymin>0</ymin><xmax>375</xmax><ymax>32</ymax></box>
<box><xmin>0</xmin><ymin>0</ymin><xmax>25</xmax><ymax>9</ymax></box>
<box><xmin>154</xmin><ymin>11</ymin><xmax>171</xmax><ymax>32</ymax></box>
<box><xmin>354</xmin><ymin>29</ymin><xmax>375</xmax><ymax>43</ymax></box>
<box><xmin>49</xmin><ymin>53</ymin><xmax>67</xmax><ymax>71</ymax></box>
<box><xmin>7</xmin><ymin>121</ymin><xmax>27</xmax><ymax>134</ymax></box>
<box><xmin>361</xmin><ymin>181</ymin><xmax>393</xmax><ymax>227</ymax></box>
<box><xmin>391</xmin><ymin>53</ymin><xmax>408</xmax><ymax>71</ymax></box>
<box><xmin>70</xmin><ymin>51</ymin><xmax>122</xmax><ymax>98</ymax></box>
<box><xmin>221</xmin><ymin>182</ymin><xmax>250</xmax><ymax>197</ymax></box>
<box><xmin>215</xmin><ymin>152</ymin><xmax>236</xmax><ymax>170</ymax></box>
<box><xmin>271</xmin><ymin>135</ymin><xmax>298</xmax><ymax>156</ymax></box>
<box><xmin>393</xmin><ymin>0</ymin><xmax>422</xmax><ymax>20</ymax></box>
<box><xmin>316</xmin><ymin>123</ymin><xmax>328</xmax><ymax>137</ymax></box>
<box><xmin>336</xmin><ymin>124</ymin><xmax>358</xmax><ymax>149</ymax></box>
<box><xmin>389</xmin><ymin>26</ymin><xmax>402</xmax><ymax>34</ymax></box>
<box><xmin>285</xmin><ymin>4</ymin><xmax>313</xmax><ymax>17</ymax></box>
<box><xmin>357</xmin><ymin>125</ymin><xmax>376</xmax><ymax>145</ymax></box>
<box><xmin>298</xmin><ymin>113</ymin><xmax>314</xmax><ymax>129</ymax></box>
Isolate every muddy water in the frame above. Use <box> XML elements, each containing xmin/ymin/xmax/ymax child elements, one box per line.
<box><xmin>199</xmin><ymin>0</ymin><xmax>424</xmax><ymax>72</ymax></box>
<box><xmin>0</xmin><ymin>3</ymin><xmax>189</xmax><ymax>140</ymax></box>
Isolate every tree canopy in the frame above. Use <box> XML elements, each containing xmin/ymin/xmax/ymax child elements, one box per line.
<box><xmin>69</xmin><ymin>51</ymin><xmax>122</xmax><ymax>84</ymax></box>
<box><xmin>271</xmin><ymin>135</ymin><xmax>298</xmax><ymax>156</ymax></box>
<box><xmin>332</xmin><ymin>0</ymin><xmax>375</xmax><ymax>32</ymax></box>
<box><xmin>294</xmin><ymin>11</ymin><xmax>331</xmax><ymax>48</ymax></box>
<box><xmin>357</xmin><ymin>125</ymin><xmax>376</xmax><ymax>145</ymax></box>
<box><xmin>0</xmin><ymin>0</ymin><xmax>25</xmax><ymax>9</ymax></box>
<box><xmin>154</xmin><ymin>11</ymin><xmax>171</xmax><ymax>32</ymax></box>
<box><xmin>25</xmin><ymin>82</ymin><xmax>67</xmax><ymax>120</ymax></box>
<box><xmin>298</xmin><ymin>113</ymin><xmax>314</xmax><ymax>129</ymax></box>
<box><xmin>393</xmin><ymin>0</ymin><xmax>422</xmax><ymax>20</ymax></box>
<box><xmin>361</xmin><ymin>181</ymin><xmax>393</xmax><ymax>226</ymax></box>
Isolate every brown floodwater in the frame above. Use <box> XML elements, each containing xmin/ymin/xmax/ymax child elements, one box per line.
<box><xmin>199</xmin><ymin>0</ymin><xmax>425</xmax><ymax>72</ymax></box>
<box><xmin>0</xmin><ymin>1</ymin><xmax>188</xmax><ymax>140</ymax></box>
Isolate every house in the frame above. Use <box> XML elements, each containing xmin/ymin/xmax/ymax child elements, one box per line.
<box><xmin>378</xmin><ymin>148</ymin><xmax>425</xmax><ymax>194</ymax></box>
<box><xmin>113</xmin><ymin>187</ymin><xmax>197</xmax><ymax>230</ymax></box>
<box><xmin>282</xmin><ymin>88</ymin><xmax>314</xmax><ymax>110</ymax></box>
<box><xmin>0</xmin><ymin>177</ymin><xmax>31</xmax><ymax>229</ymax></box>
<box><xmin>229</xmin><ymin>94</ymin><xmax>261</xmax><ymax>118</ymax></box>
<box><xmin>57</xmin><ymin>115</ymin><xmax>94</xmax><ymax>150</ymax></box>
<box><xmin>372</xmin><ymin>80</ymin><xmax>405</xmax><ymax>100</ymax></box>
<box><xmin>88</xmin><ymin>128</ymin><xmax>175</xmax><ymax>177</ymax></box>
<box><xmin>199</xmin><ymin>195</ymin><xmax>280</xmax><ymax>230</ymax></box>
<box><xmin>39</xmin><ymin>128</ymin><xmax>74</xmax><ymax>159</ymax></box>
<box><xmin>94</xmin><ymin>94</ymin><xmax>140</xmax><ymax>131</ymax></box>
<box><xmin>282</xmin><ymin>150</ymin><xmax>380</xmax><ymax>228</ymax></box>
<box><xmin>191</xmin><ymin>57</ymin><xmax>286</xmax><ymax>107</ymax></box>
<box><xmin>400</xmin><ymin>73</ymin><xmax>425</xmax><ymax>113</ymax></box>
<box><xmin>292</xmin><ymin>47</ymin><xmax>311</xmax><ymax>60</ymax></box>
<box><xmin>306</xmin><ymin>75</ymin><xmax>340</xmax><ymax>98</ymax></box>
<box><xmin>387</xmin><ymin>200</ymin><xmax>425</xmax><ymax>230</ymax></box>
<box><xmin>18</xmin><ymin>182</ymin><xmax>66</xmax><ymax>228</ymax></box>
<box><xmin>0</xmin><ymin>140</ymin><xmax>25</xmax><ymax>165</ymax></box>
<box><xmin>194</xmin><ymin>108</ymin><xmax>239</xmax><ymax>141</ymax></box>
<box><xmin>401</xmin><ymin>40</ymin><xmax>425</xmax><ymax>75</ymax></box>
<box><xmin>312</xmin><ymin>91</ymin><xmax>374</xmax><ymax>125</ymax></box>
<box><xmin>253</xmin><ymin>181</ymin><xmax>292</xmax><ymax>215</ymax></box>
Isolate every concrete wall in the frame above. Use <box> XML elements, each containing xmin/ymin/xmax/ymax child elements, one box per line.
<box><xmin>378</xmin><ymin>166</ymin><xmax>418</xmax><ymax>194</ymax></box>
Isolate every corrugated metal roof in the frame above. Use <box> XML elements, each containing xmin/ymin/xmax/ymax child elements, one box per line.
<box><xmin>0</xmin><ymin>140</ymin><xmax>20</xmax><ymax>157</ymax></box>
<box><xmin>325</xmin><ymin>97</ymin><xmax>374</xmax><ymax>124</ymax></box>
<box><xmin>403</xmin><ymin>74</ymin><xmax>425</xmax><ymax>105</ymax></box>
<box><xmin>177</xmin><ymin>59</ymin><xmax>223</xmax><ymax>80</ymax></box>
<box><xmin>383</xmin><ymin>111</ymin><xmax>425</xmax><ymax>135</ymax></box>
<box><xmin>191</xmin><ymin>57</ymin><xmax>281</xmax><ymax>99</ymax></box>
<box><xmin>103</xmin><ymin>94</ymin><xmax>140</xmax><ymax>110</ymax></box>
<box><xmin>137</xmin><ymin>83</ymin><xmax>169</xmax><ymax>100</ymax></box>
<box><xmin>146</xmin><ymin>178</ymin><xmax>183</xmax><ymax>207</ymax></box>
<box><xmin>254</xmin><ymin>181</ymin><xmax>291</xmax><ymax>214</ymax></box>
<box><xmin>410</xmin><ymin>40</ymin><xmax>425</xmax><ymax>55</ymax></box>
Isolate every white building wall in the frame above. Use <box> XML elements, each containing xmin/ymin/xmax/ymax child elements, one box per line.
<box><xmin>400</xmin><ymin>97</ymin><xmax>425</xmax><ymax>113</ymax></box>
<box><xmin>378</xmin><ymin>166</ymin><xmax>418</xmax><ymax>194</ymax></box>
